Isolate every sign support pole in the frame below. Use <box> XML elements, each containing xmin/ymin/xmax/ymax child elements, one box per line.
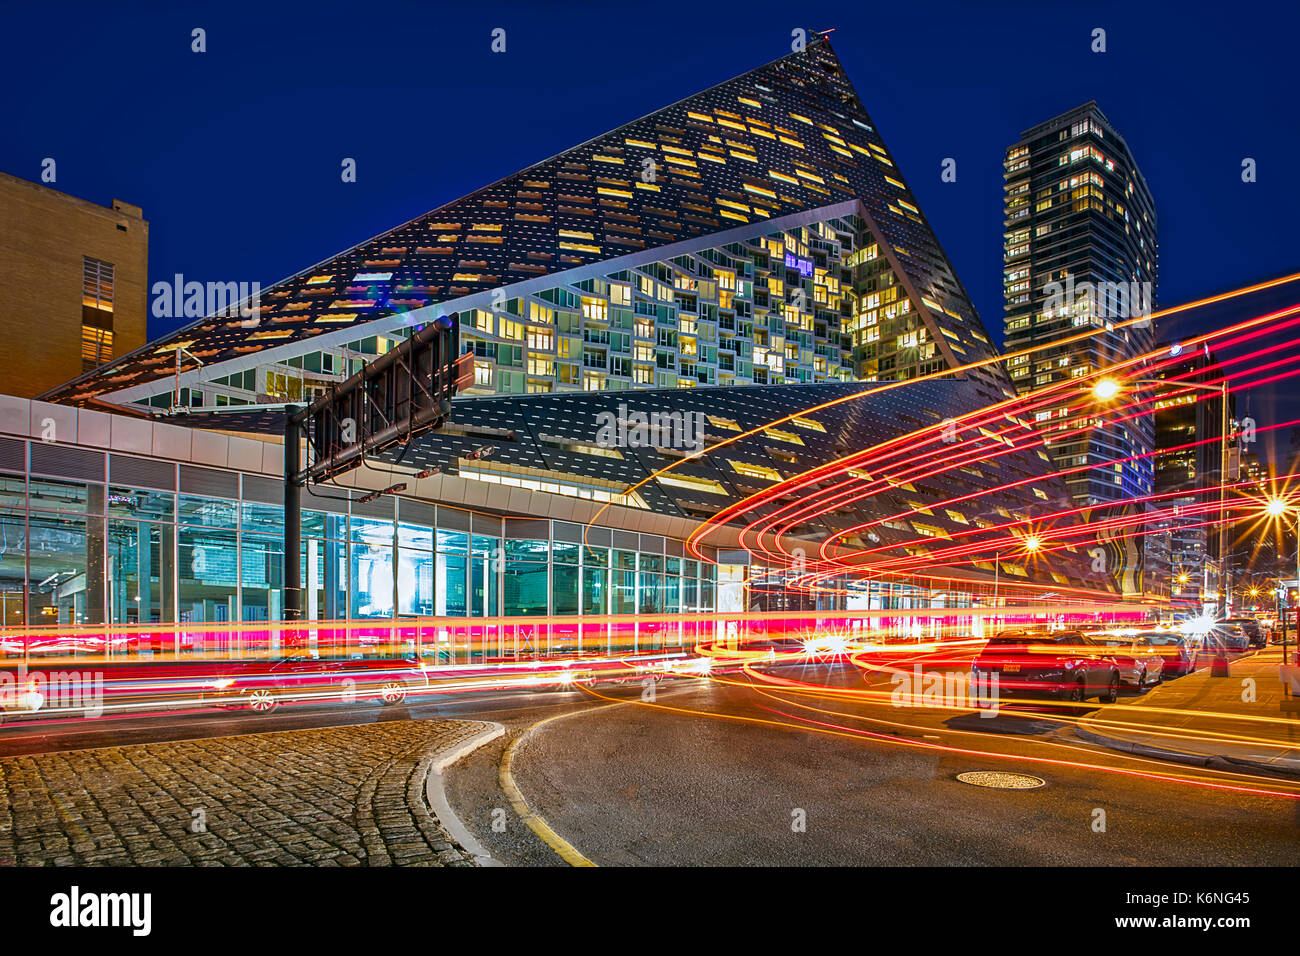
<box><xmin>285</xmin><ymin>404</ymin><xmax>303</xmax><ymax>622</ymax></box>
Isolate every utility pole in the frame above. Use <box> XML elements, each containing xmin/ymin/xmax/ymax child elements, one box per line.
<box><xmin>278</xmin><ymin>316</ymin><xmax>471</xmax><ymax>625</ymax></box>
<box><xmin>172</xmin><ymin>346</ymin><xmax>205</xmax><ymax>412</ymax></box>
<box><xmin>1292</xmin><ymin>519</ymin><xmax>1300</xmax><ymax>666</ymax></box>
<box><xmin>992</xmin><ymin>551</ymin><xmax>1000</xmax><ymax>636</ymax></box>
<box><xmin>284</xmin><ymin>405</ymin><xmax>303</xmax><ymax>622</ymax></box>
<box><xmin>1216</xmin><ymin>379</ymin><xmax>1229</xmax><ymax>619</ymax></box>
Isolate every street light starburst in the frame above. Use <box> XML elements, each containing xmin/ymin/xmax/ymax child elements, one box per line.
<box><xmin>1091</xmin><ymin>378</ymin><xmax>1122</xmax><ymax>401</ymax></box>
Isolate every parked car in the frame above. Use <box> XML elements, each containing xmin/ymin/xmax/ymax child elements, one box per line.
<box><xmin>1089</xmin><ymin>633</ymin><xmax>1165</xmax><ymax>687</ymax></box>
<box><xmin>0</xmin><ymin>676</ymin><xmax>44</xmax><ymax>723</ymax></box>
<box><xmin>971</xmin><ymin>629</ymin><xmax>1120</xmax><ymax>704</ymax></box>
<box><xmin>1128</xmin><ymin>629</ymin><xmax>1197</xmax><ymax>678</ymax></box>
<box><xmin>1210</xmin><ymin>621</ymin><xmax>1251</xmax><ymax>652</ymax></box>
<box><xmin>204</xmin><ymin>655</ymin><xmax>430</xmax><ymax>712</ymax></box>
<box><xmin>1223</xmin><ymin>617</ymin><xmax>1264</xmax><ymax>648</ymax></box>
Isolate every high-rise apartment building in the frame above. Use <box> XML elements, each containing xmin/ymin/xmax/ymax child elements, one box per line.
<box><xmin>1002</xmin><ymin>102</ymin><xmax>1157</xmax><ymax>506</ymax></box>
<box><xmin>0</xmin><ymin>172</ymin><xmax>149</xmax><ymax>399</ymax></box>
<box><xmin>1150</xmin><ymin>345</ymin><xmax>1234</xmax><ymax>613</ymax></box>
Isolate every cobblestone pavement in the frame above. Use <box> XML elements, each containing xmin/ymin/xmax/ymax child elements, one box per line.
<box><xmin>0</xmin><ymin>718</ymin><xmax>492</xmax><ymax>866</ymax></box>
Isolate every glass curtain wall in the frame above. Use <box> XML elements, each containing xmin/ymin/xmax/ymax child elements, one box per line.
<box><xmin>1</xmin><ymin>457</ymin><xmax>715</xmax><ymax>663</ymax></box>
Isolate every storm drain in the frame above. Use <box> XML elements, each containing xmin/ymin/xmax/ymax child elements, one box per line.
<box><xmin>955</xmin><ymin>771</ymin><xmax>1046</xmax><ymax>790</ymax></box>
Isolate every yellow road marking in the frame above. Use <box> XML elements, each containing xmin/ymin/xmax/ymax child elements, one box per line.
<box><xmin>499</xmin><ymin>705</ymin><xmax>621</xmax><ymax>867</ymax></box>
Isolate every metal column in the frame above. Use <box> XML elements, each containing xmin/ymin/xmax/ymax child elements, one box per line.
<box><xmin>284</xmin><ymin>405</ymin><xmax>303</xmax><ymax>622</ymax></box>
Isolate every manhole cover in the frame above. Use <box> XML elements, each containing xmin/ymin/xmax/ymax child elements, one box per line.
<box><xmin>956</xmin><ymin>771</ymin><xmax>1046</xmax><ymax>790</ymax></box>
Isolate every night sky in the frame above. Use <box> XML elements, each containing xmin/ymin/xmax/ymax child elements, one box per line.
<box><xmin>5</xmin><ymin>0</ymin><xmax>1298</xmax><ymax>451</ymax></box>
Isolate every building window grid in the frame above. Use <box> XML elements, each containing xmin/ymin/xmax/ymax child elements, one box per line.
<box><xmin>1</xmin><ymin>467</ymin><xmax>714</xmax><ymax>660</ymax></box>
<box><xmin>137</xmin><ymin>218</ymin><xmax>876</xmax><ymax>407</ymax></box>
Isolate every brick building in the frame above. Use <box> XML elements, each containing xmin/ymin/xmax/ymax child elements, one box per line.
<box><xmin>0</xmin><ymin>171</ymin><xmax>148</xmax><ymax>399</ymax></box>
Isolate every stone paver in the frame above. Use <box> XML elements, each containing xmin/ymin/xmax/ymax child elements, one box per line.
<box><xmin>0</xmin><ymin>718</ymin><xmax>490</xmax><ymax>866</ymax></box>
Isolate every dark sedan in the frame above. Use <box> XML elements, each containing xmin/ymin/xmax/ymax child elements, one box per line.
<box><xmin>1210</xmin><ymin>621</ymin><xmax>1252</xmax><ymax>652</ymax></box>
<box><xmin>1223</xmin><ymin>617</ymin><xmax>1264</xmax><ymax>648</ymax></box>
<box><xmin>971</xmin><ymin>629</ymin><xmax>1120</xmax><ymax>704</ymax></box>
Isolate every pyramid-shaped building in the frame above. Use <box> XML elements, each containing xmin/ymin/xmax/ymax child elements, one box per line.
<box><xmin>43</xmin><ymin>33</ymin><xmax>1008</xmax><ymax>412</ymax></box>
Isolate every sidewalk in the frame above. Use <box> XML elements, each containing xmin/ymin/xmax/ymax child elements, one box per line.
<box><xmin>0</xmin><ymin>718</ymin><xmax>492</xmax><ymax>866</ymax></box>
<box><xmin>1072</xmin><ymin>649</ymin><xmax>1300</xmax><ymax>777</ymax></box>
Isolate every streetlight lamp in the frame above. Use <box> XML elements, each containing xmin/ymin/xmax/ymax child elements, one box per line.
<box><xmin>1091</xmin><ymin>374</ymin><xmax>1233</xmax><ymax>617</ymax></box>
<box><xmin>1265</xmin><ymin>497</ymin><xmax>1300</xmax><ymax>664</ymax></box>
<box><xmin>1091</xmin><ymin>377</ymin><xmax>1123</xmax><ymax>402</ymax></box>
<box><xmin>991</xmin><ymin>535</ymin><xmax>1041</xmax><ymax>634</ymax></box>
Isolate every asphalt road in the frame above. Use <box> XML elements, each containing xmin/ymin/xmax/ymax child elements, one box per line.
<box><xmin>3</xmin><ymin>661</ymin><xmax>1296</xmax><ymax>866</ymax></box>
<box><xmin>446</xmin><ymin>665</ymin><xmax>1300</xmax><ymax>866</ymax></box>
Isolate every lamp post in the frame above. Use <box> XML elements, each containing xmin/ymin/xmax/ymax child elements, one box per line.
<box><xmin>1279</xmin><ymin>582</ymin><xmax>1288</xmax><ymax>653</ymax></box>
<box><xmin>1092</xmin><ymin>375</ymin><xmax>1232</xmax><ymax>617</ymax></box>
<box><xmin>991</xmin><ymin>536</ymin><xmax>1040</xmax><ymax>634</ymax></box>
<box><xmin>1171</xmin><ymin>571</ymin><xmax>1190</xmax><ymax>616</ymax></box>
<box><xmin>171</xmin><ymin>345</ymin><xmax>206</xmax><ymax>413</ymax></box>
<box><xmin>1265</xmin><ymin>498</ymin><xmax>1300</xmax><ymax>664</ymax></box>
<box><xmin>992</xmin><ymin>552</ymin><xmax>999</xmax><ymax>628</ymax></box>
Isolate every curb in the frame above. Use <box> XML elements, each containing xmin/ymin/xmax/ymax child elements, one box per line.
<box><xmin>1071</xmin><ymin>724</ymin><xmax>1300</xmax><ymax>780</ymax></box>
<box><xmin>498</xmin><ymin>706</ymin><xmax>620</xmax><ymax>867</ymax></box>
<box><xmin>424</xmin><ymin>722</ymin><xmax>507</xmax><ymax>867</ymax></box>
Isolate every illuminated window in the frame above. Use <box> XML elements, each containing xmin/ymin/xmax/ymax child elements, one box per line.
<box><xmin>763</xmin><ymin>428</ymin><xmax>804</xmax><ymax>446</ymax></box>
<box><xmin>539</xmin><ymin>435</ymin><xmax>624</xmax><ymax>459</ymax></box>
<box><xmin>790</xmin><ymin>417</ymin><xmax>825</xmax><ymax>432</ymax></box>
<box><xmin>82</xmin><ymin>257</ymin><xmax>114</xmax><ymax>311</ymax></box>
<box><xmin>729</xmin><ymin>460</ymin><xmax>782</xmax><ymax>482</ymax></box>
<box><xmin>656</xmin><ymin>473</ymin><xmax>728</xmax><ymax>495</ymax></box>
<box><xmin>80</xmin><ymin>325</ymin><xmax>112</xmax><ymax>369</ymax></box>
<box><xmin>81</xmin><ymin>257</ymin><xmax>114</xmax><ymax>371</ymax></box>
<box><xmin>460</xmin><ymin>461</ymin><xmax>646</xmax><ymax>508</ymax></box>
<box><xmin>912</xmin><ymin>523</ymin><xmax>947</xmax><ymax>539</ymax></box>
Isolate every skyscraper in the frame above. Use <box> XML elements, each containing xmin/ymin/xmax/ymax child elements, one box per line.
<box><xmin>1002</xmin><ymin>102</ymin><xmax>1157</xmax><ymax>507</ymax></box>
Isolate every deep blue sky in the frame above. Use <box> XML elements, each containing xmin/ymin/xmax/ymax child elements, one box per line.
<box><xmin>5</xmin><ymin>0</ymin><xmax>1298</xmax><ymax>447</ymax></box>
